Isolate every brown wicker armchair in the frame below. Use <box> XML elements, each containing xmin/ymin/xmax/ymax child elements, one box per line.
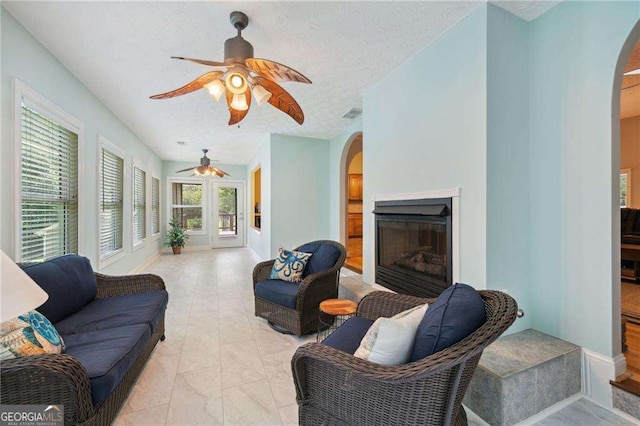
<box><xmin>0</xmin><ymin>272</ymin><xmax>166</xmax><ymax>426</ymax></box>
<box><xmin>253</xmin><ymin>240</ymin><xmax>346</xmax><ymax>336</ymax></box>
<box><xmin>292</xmin><ymin>290</ymin><xmax>518</xmax><ymax>426</ymax></box>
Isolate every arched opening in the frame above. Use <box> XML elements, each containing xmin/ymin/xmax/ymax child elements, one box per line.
<box><xmin>340</xmin><ymin>132</ymin><xmax>363</xmax><ymax>273</ymax></box>
<box><xmin>614</xmin><ymin>21</ymin><xmax>640</xmax><ymax>390</ymax></box>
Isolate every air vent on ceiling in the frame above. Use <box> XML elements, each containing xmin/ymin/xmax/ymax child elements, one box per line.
<box><xmin>342</xmin><ymin>108</ymin><xmax>362</xmax><ymax>120</ymax></box>
<box><xmin>176</xmin><ymin>141</ymin><xmax>188</xmax><ymax>146</ymax></box>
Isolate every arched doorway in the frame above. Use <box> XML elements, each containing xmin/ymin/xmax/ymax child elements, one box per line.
<box><xmin>613</xmin><ymin>21</ymin><xmax>640</xmax><ymax>391</ymax></box>
<box><xmin>340</xmin><ymin>132</ymin><xmax>363</xmax><ymax>273</ymax></box>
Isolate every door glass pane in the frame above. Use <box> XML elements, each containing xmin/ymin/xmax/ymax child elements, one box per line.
<box><xmin>218</xmin><ymin>188</ymin><xmax>237</xmax><ymax>236</ymax></box>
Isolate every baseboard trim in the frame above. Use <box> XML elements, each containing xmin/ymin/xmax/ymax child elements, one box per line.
<box><xmin>129</xmin><ymin>251</ymin><xmax>160</xmax><ymax>274</ymax></box>
<box><xmin>247</xmin><ymin>245</ymin><xmax>262</xmax><ymax>262</ymax></box>
<box><xmin>161</xmin><ymin>245</ymin><xmax>211</xmax><ymax>254</ymax></box>
<box><xmin>583</xmin><ymin>348</ymin><xmax>626</xmax><ymax>408</ymax></box>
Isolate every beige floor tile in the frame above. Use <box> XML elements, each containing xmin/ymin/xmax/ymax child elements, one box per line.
<box><xmin>178</xmin><ymin>333</ymin><xmax>221</xmax><ymax>373</ymax></box>
<box><xmin>220</xmin><ymin>339</ymin><xmax>267</xmax><ymax>388</ymax></box>
<box><xmin>166</xmin><ymin>367</ymin><xmax>224</xmax><ymax>425</ymax></box>
<box><xmin>223</xmin><ymin>379</ymin><xmax>282</xmax><ymax>426</ymax></box>
<box><xmin>113</xmin><ymin>403</ymin><xmax>169</xmax><ymax>426</ymax></box>
<box><xmin>279</xmin><ymin>404</ymin><xmax>299</xmax><ymax>426</ymax></box>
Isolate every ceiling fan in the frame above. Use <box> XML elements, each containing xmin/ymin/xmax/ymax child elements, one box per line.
<box><xmin>150</xmin><ymin>11</ymin><xmax>311</xmax><ymax>125</ymax></box>
<box><xmin>177</xmin><ymin>149</ymin><xmax>230</xmax><ymax>177</ymax></box>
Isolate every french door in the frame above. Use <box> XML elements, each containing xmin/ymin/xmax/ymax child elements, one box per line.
<box><xmin>211</xmin><ymin>181</ymin><xmax>245</xmax><ymax>248</ymax></box>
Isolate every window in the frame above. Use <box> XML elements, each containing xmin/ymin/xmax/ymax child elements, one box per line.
<box><xmin>621</xmin><ymin>169</ymin><xmax>632</xmax><ymax>208</ymax></box>
<box><xmin>170</xmin><ymin>181</ymin><xmax>203</xmax><ymax>232</ymax></box>
<box><xmin>19</xmin><ymin>99</ymin><xmax>79</xmax><ymax>262</ymax></box>
<box><xmin>132</xmin><ymin>164</ymin><xmax>146</xmax><ymax>246</ymax></box>
<box><xmin>99</xmin><ymin>141</ymin><xmax>124</xmax><ymax>263</ymax></box>
<box><xmin>151</xmin><ymin>176</ymin><xmax>160</xmax><ymax>236</ymax></box>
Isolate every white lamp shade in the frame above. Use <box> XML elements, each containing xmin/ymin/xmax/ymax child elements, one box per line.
<box><xmin>230</xmin><ymin>93</ymin><xmax>249</xmax><ymax>111</ymax></box>
<box><xmin>204</xmin><ymin>80</ymin><xmax>225</xmax><ymax>101</ymax></box>
<box><xmin>252</xmin><ymin>84</ymin><xmax>272</xmax><ymax>106</ymax></box>
<box><xmin>624</xmin><ymin>68</ymin><xmax>640</xmax><ymax>76</ymax></box>
<box><xmin>0</xmin><ymin>250</ymin><xmax>48</xmax><ymax>322</ymax></box>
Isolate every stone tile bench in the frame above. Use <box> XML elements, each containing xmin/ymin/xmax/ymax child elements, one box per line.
<box><xmin>465</xmin><ymin>329</ymin><xmax>581</xmax><ymax>425</ymax></box>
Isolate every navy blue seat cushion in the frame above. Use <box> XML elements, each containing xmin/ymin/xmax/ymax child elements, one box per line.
<box><xmin>21</xmin><ymin>255</ymin><xmax>97</xmax><ymax>324</ymax></box>
<box><xmin>55</xmin><ymin>291</ymin><xmax>168</xmax><ymax>335</ymax></box>
<box><xmin>62</xmin><ymin>324</ymin><xmax>151</xmax><ymax>405</ymax></box>
<box><xmin>322</xmin><ymin>317</ymin><xmax>375</xmax><ymax>354</ymax></box>
<box><xmin>296</xmin><ymin>243</ymin><xmax>341</xmax><ymax>278</ymax></box>
<box><xmin>410</xmin><ymin>283</ymin><xmax>486</xmax><ymax>362</ymax></box>
<box><xmin>254</xmin><ymin>280</ymin><xmax>299</xmax><ymax>309</ymax></box>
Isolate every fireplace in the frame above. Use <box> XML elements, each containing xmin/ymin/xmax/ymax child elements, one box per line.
<box><xmin>374</xmin><ymin>197</ymin><xmax>452</xmax><ymax>298</ymax></box>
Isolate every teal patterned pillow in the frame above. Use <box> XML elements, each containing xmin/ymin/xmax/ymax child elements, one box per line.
<box><xmin>0</xmin><ymin>311</ymin><xmax>64</xmax><ymax>360</ymax></box>
<box><xmin>269</xmin><ymin>248</ymin><xmax>313</xmax><ymax>282</ymax></box>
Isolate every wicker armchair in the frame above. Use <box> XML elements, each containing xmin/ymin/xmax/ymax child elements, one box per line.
<box><xmin>253</xmin><ymin>240</ymin><xmax>346</xmax><ymax>336</ymax></box>
<box><xmin>0</xmin><ymin>272</ymin><xmax>166</xmax><ymax>426</ymax></box>
<box><xmin>292</xmin><ymin>290</ymin><xmax>518</xmax><ymax>426</ymax></box>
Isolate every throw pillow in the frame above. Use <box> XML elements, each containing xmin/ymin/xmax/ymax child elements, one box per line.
<box><xmin>0</xmin><ymin>311</ymin><xmax>64</xmax><ymax>360</ymax></box>
<box><xmin>269</xmin><ymin>248</ymin><xmax>313</xmax><ymax>282</ymax></box>
<box><xmin>354</xmin><ymin>303</ymin><xmax>428</xmax><ymax>366</ymax></box>
<box><xmin>410</xmin><ymin>283</ymin><xmax>486</xmax><ymax>362</ymax></box>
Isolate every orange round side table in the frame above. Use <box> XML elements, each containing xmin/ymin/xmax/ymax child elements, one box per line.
<box><xmin>317</xmin><ymin>298</ymin><xmax>357</xmax><ymax>342</ymax></box>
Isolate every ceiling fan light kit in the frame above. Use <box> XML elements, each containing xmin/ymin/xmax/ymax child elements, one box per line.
<box><xmin>177</xmin><ymin>149</ymin><xmax>230</xmax><ymax>178</ymax></box>
<box><xmin>150</xmin><ymin>11</ymin><xmax>311</xmax><ymax>126</ymax></box>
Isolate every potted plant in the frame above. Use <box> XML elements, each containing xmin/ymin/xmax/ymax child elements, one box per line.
<box><xmin>164</xmin><ymin>217</ymin><xmax>189</xmax><ymax>254</ymax></box>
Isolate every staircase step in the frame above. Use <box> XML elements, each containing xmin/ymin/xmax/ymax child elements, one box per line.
<box><xmin>611</xmin><ymin>379</ymin><xmax>640</xmax><ymax>420</ymax></box>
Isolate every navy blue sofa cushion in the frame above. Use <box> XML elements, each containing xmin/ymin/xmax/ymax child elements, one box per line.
<box><xmin>254</xmin><ymin>280</ymin><xmax>299</xmax><ymax>309</ymax></box>
<box><xmin>62</xmin><ymin>324</ymin><xmax>151</xmax><ymax>405</ymax></box>
<box><xmin>55</xmin><ymin>290</ymin><xmax>168</xmax><ymax>335</ymax></box>
<box><xmin>21</xmin><ymin>255</ymin><xmax>97</xmax><ymax>324</ymax></box>
<box><xmin>322</xmin><ymin>317</ymin><xmax>375</xmax><ymax>354</ymax></box>
<box><xmin>410</xmin><ymin>283</ymin><xmax>486</xmax><ymax>362</ymax></box>
<box><xmin>297</xmin><ymin>243</ymin><xmax>341</xmax><ymax>278</ymax></box>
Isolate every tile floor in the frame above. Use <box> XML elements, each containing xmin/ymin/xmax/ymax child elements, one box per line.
<box><xmin>114</xmin><ymin>249</ymin><xmax>315</xmax><ymax>426</ymax></box>
<box><xmin>113</xmin><ymin>248</ymin><xmax>638</xmax><ymax>426</ymax></box>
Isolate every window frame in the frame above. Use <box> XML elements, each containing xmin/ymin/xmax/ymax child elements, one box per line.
<box><xmin>150</xmin><ymin>173</ymin><xmax>161</xmax><ymax>241</ymax></box>
<box><xmin>167</xmin><ymin>176</ymin><xmax>207</xmax><ymax>236</ymax></box>
<box><xmin>621</xmin><ymin>168</ymin><xmax>632</xmax><ymax>208</ymax></box>
<box><xmin>13</xmin><ymin>79</ymin><xmax>85</xmax><ymax>262</ymax></box>
<box><xmin>97</xmin><ymin>136</ymin><xmax>126</xmax><ymax>269</ymax></box>
<box><xmin>132</xmin><ymin>158</ymin><xmax>148</xmax><ymax>251</ymax></box>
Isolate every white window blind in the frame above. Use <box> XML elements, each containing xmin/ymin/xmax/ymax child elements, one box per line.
<box><xmin>100</xmin><ymin>147</ymin><xmax>124</xmax><ymax>260</ymax></box>
<box><xmin>151</xmin><ymin>177</ymin><xmax>160</xmax><ymax>235</ymax></box>
<box><xmin>133</xmin><ymin>166</ymin><xmax>146</xmax><ymax>244</ymax></box>
<box><xmin>20</xmin><ymin>103</ymin><xmax>78</xmax><ymax>262</ymax></box>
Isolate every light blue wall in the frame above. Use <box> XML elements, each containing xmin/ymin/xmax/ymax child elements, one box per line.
<box><xmin>1</xmin><ymin>8</ymin><xmax>163</xmax><ymax>274</ymax></box>
<box><xmin>528</xmin><ymin>1</ymin><xmax>640</xmax><ymax>356</ymax></box>
<box><xmin>246</xmin><ymin>136</ymin><xmax>271</xmax><ymax>260</ymax></box>
<box><xmin>362</xmin><ymin>5</ymin><xmax>488</xmax><ymax>287</ymax></box>
<box><xmin>162</xmin><ymin>161</ymin><xmax>247</xmax><ymax>248</ymax></box>
<box><xmin>486</xmin><ymin>4</ymin><xmax>531</xmax><ymax>332</ymax></box>
<box><xmin>270</xmin><ymin>134</ymin><xmax>330</xmax><ymax>256</ymax></box>
<box><xmin>328</xmin><ymin>119</ymin><xmax>363</xmax><ymax>242</ymax></box>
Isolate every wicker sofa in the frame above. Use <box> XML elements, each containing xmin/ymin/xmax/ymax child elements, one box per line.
<box><xmin>292</xmin><ymin>289</ymin><xmax>517</xmax><ymax>426</ymax></box>
<box><xmin>0</xmin><ymin>255</ymin><xmax>168</xmax><ymax>426</ymax></box>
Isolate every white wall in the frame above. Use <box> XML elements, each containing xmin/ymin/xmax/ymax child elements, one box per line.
<box><xmin>246</xmin><ymin>136</ymin><xmax>271</xmax><ymax>260</ymax></box>
<box><xmin>270</xmin><ymin>134</ymin><xmax>330</xmax><ymax>255</ymax></box>
<box><xmin>362</xmin><ymin>5</ymin><xmax>488</xmax><ymax>287</ymax></box>
<box><xmin>1</xmin><ymin>8</ymin><xmax>162</xmax><ymax>274</ymax></box>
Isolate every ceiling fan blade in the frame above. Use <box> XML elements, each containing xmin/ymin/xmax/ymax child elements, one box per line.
<box><xmin>622</xmin><ymin>74</ymin><xmax>640</xmax><ymax>90</ymax></box>
<box><xmin>171</xmin><ymin>56</ymin><xmax>226</xmax><ymax>67</ymax></box>
<box><xmin>624</xmin><ymin>68</ymin><xmax>640</xmax><ymax>76</ymax></box>
<box><xmin>260</xmin><ymin>79</ymin><xmax>305</xmax><ymax>125</ymax></box>
<box><xmin>212</xmin><ymin>167</ymin><xmax>231</xmax><ymax>177</ymax></box>
<box><xmin>175</xmin><ymin>166</ymin><xmax>198</xmax><ymax>173</ymax></box>
<box><xmin>226</xmin><ymin>87</ymin><xmax>252</xmax><ymax>125</ymax></box>
<box><xmin>246</xmin><ymin>58</ymin><xmax>312</xmax><ymax>84</ymax></box>
<box><xmin>150</xmin><ymin>71</ymin><xmax>223</xmax><ymax>99</ymax></box>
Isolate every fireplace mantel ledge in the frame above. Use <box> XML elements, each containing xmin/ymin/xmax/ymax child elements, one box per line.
<box><xmin>372</xmin><ymin>188</ymin><xmax>460</xmax><ymax>202</ymax></box>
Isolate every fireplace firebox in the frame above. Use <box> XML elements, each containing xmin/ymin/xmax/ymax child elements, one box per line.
<box><xmin>374</xmin><ymin>198</ymin><xmax>452</xmax><ymax>298</ymax></box>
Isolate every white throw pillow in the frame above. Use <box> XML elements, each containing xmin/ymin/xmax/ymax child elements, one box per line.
<box><xmin>354</xmin><ymin>303</ymin><xmax>428</xmax><ymax>366</ymax></box>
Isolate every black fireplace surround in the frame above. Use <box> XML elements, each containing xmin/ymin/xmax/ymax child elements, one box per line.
<box><xmin>374</xmin><ymin>198</ymin><xmax>452</xmax><ymax>298</ymax></box>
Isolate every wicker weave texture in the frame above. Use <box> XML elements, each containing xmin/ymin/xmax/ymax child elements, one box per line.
<box><xmin>253</xmin><ymin>240</ymin><xmax>347</xmax><ymax>337</ymax></box>
<box><xmin>0</xmin><ymin>272</ymin><xmax>167</xmax><ymax>425</ymax></box>
<box><xmin>292</xmin><ymin>290</ymin><xmax>518</xmax><ymax>426</ymax></box>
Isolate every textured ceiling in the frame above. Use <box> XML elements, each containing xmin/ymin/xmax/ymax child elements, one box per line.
<box><xmin>492</xmin><ymin>1</ymin><xmax>561</xmax><ymax>21</ymax></box>
<box><xmin>4</xmin><ymin>1</ymin><xmax>560</xmax><ymax>164</ymax></box>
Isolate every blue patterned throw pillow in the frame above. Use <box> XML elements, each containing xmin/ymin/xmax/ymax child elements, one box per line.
<box><xmin>0</xmin><ymin>311</ymin><xmax>64</xmax><ymax>360</ymax></box>
<box><xmin>269</xmin><ymin>248</ymin><xmax>313</xmax><ymax>283</ymax></box>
